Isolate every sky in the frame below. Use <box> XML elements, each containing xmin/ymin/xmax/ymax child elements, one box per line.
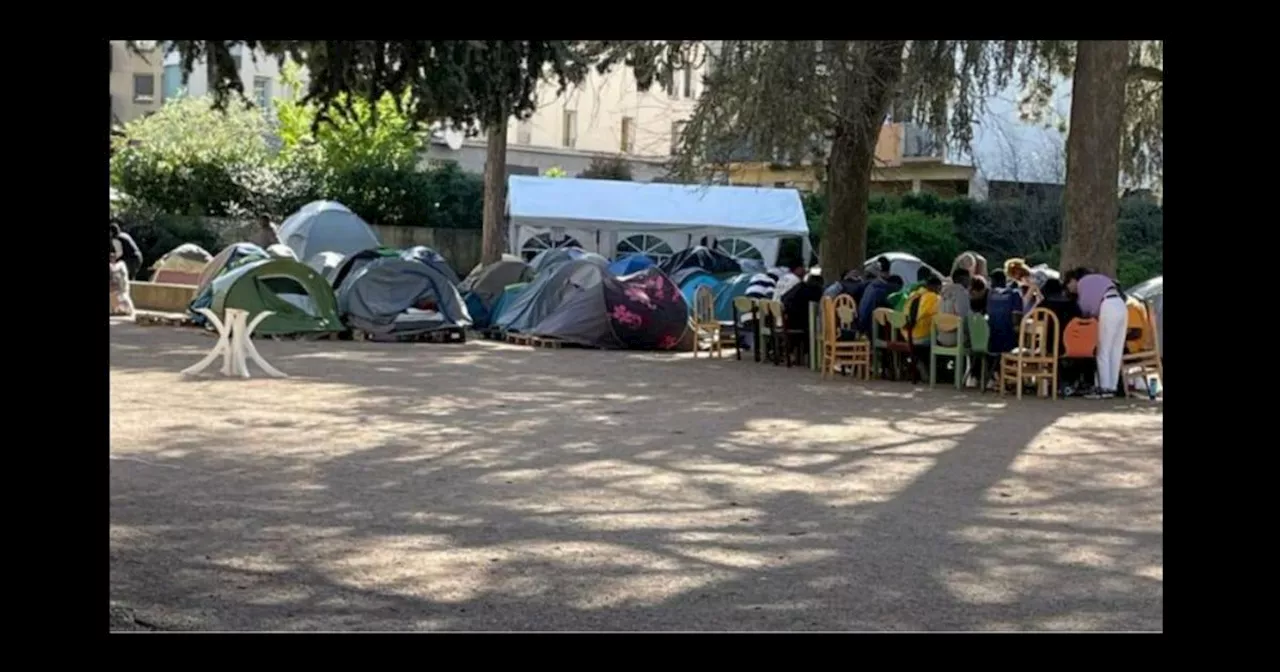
<box><xmin>962</xmin><ymin>75</ymin><xmax>1073</xmax><ymax>185</ymax></box>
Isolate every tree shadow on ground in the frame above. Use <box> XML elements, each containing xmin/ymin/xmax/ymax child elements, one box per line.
<box><xmin>109</xmin><ymin>322</ymin><xmax>1163</xmax><ymax>631</ymax></box>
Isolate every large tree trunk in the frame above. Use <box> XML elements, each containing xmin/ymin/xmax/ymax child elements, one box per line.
<box><xmin>481</xmin><ymin>116</ymin><xmax>510</xmax><ymax>265</ymax></box>
<box><xmin>819</xmin><ymin>41</ymin><xmax>905</xmax><ymax>285</ymax></box>
<box><xmin>1060</xmin><ymin>40</ymin><xmax>1128</xmax><ymax>278</ymax></box>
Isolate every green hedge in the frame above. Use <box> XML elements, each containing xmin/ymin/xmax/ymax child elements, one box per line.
<box><xmin>801</xmin><ymin>191</ymin><xmax>1163</xmax><ymax>287</ymax></box>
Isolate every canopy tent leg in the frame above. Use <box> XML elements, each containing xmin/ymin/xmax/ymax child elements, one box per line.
<box><xmin>802</xmin><ymin>235</ymin><xmax>814</xmax><ymax>268</ymax></box>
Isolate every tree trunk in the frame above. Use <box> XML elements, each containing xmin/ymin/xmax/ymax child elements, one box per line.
<box><xmin>1060</xmin><ymin>40</ymin><xmax>1128</xmax><ymax>278</ymax></box>
<box><xmin>819</xmin><ymin>41</ymin><xmax>905</xmax><ymax>285</ymax></box>
<box><xmin>820</xmin><ymin>127</ymin><xmax>876</xmax><ymax>284</ymax></box>
<box><xmin>481</xmin><ymin>116</ymin><xmax>510</xmax><ymax>265</ymax></box>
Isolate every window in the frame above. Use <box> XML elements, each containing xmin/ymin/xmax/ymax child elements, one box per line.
<box><xmin>162</xmin><ymin>64</ymin><xmax>183</xmax><ymax>101</ymax></box>
<box><xmin>132</xmin><ymin>74</ymin><xmax>155</xmax><ymax>102</ymax></box>
<box><xmin>670</xmin><ymin>121</ymin><xmax>685</xmax><ymax>155</ymax></box>
<box><xmin>516</xmin><ymin>119</ymin><xmax>533</xmax><ymax>145</ymax></box>
<box><xmin>617</xmin><ymin>235</ymin><xmax>675</xmax><ymax>264</ymax></box>
<box><xmin>718</xmin><ymin>238</ymin><xmax>764</xmax><ymax>262</ymax></box>
<box><xmin>682</xmin><ymin>67</ymin><xmax>694</xmax><ymax>98</ymax></box>
<box><xmin>253</xmin><ymin>76</ymin><xmax>272</xmax><ymax>110</ymax></box>
<box><xmin>620</xmin><ymin>116</ymin><xmax>635</xmax><ymax>153</ymax></box>
<box><xmin>562</xmin><ymin>109</ymin><xmax>577</xmax><ymax>148</ymax></box>
<box><xmin>521</xmin><ymin>233</ymin><xmax>582</xmax><ymax>261</ymax></box>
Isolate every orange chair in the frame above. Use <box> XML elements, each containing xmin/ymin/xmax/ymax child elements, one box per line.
<box><xmin>1062</xmin><ymin>318</ymin><xmax>1099</xmax><ymax>359</ymax></box>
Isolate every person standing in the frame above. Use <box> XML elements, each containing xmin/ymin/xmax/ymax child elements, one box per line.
<box><xmin>109</xmin><ymin>219</ymin><xmax>144</xmax><ymax>280</ymax></box>
<box><xmin>249</xmin><ymin>214</ymin><xmax>280</xmax><ymax>249</ymax></box>
<box><xmin>1065</xmin><ymin>267</ymin><xmax>1127</xmax><ymax>399</ymax></box>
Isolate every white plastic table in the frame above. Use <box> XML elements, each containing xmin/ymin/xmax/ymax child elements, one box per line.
<box><xmin>181</xmin><ymin>308</ymin><xmax>287</xmax><ymax>379</ymax></box>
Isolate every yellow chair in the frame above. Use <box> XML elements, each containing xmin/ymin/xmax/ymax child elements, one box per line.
<box><xmin>1121</xmin><ymin>298</ymin><xmax>1163</xmax><ymax>396</ymax></box>
<box><xmin>692</xmin><ymin>285</ymin><xmax>722</xmax><ymax>359</ymax></box>
<box><xmin>821</xmin><ymin>295</ymin><xmax>871</xmax><ymax>380</ymax></box>
<box><xmin>999</xmin><ymin>307</ymin><xmax>1060</xmax><ymax>400</ymax></box>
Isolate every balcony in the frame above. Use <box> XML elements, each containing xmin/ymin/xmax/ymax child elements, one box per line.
<box><xmin>900</xmin><ymin>123</ymin><xmax>945</xmax><ymax>163</ymax></box>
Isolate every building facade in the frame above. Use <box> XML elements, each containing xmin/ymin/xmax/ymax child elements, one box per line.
<box><xmin>109</xmin><ymin>40</ymin><xmax>165</xmax><ymax>128</ymax></box>
<box><xmin>422</xmin><ymin>47</ymin><xmax>710</xmax><ymax>182</ymax></box>
<box><xmin>160</xmin><ymin>45</ymin><xmax>300</xmax><ymax>113</ymax></box>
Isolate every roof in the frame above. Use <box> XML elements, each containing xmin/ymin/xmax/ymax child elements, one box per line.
<box><xmin>507</xmin><ymin>176</ymin><xmax>809</xmax><ymax>238</ymax></box>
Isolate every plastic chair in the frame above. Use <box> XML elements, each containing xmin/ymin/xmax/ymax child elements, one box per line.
<box><xmin>1062</xmin><ymin>318</ymin><xmax>1099</xmax><ymax>359</ymax></box>
<box><xmin>929</xmin><ymin>313</ymin><xmax>967</xmax><ymax>390</ymax></box>
<box><xmin>1121</xmin><ymin>299</ymin><xmax>1163</xmax><ymax>396</ymax></box>
<box><xmin>967</xmin><ymin>314</ymin><xmax>992</xmax><ymax>392</ymax></box>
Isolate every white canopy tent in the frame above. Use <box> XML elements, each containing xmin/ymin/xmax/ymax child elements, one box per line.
<box><xmin>505</xmin><ymin>176</ymin><xmax>812</xmax><ymax>267</ymax></box>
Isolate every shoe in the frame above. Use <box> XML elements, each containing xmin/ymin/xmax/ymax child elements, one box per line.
<box><xmin>1085</xmin><ymin>388</ymin><xmax>1116</xmax><ymax>400</ymax></box>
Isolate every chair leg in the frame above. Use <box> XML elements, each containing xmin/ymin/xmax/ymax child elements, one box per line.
<box><xmin>1016</xmin><ymin>362</ymin><xmax>1024</xmax><ymax>400</ymax></box>
<box><xmin>955</xmin><ymin>351</ymin><xmax>966</xmax><ymax>391</ymax></box>
<box><xmin>929</xmin><ymin>351</ymin><xmax>938</xmax><ymax>388</ymax></box>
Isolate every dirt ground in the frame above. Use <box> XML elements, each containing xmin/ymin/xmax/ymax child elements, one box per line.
<box><xmin>109</xmin><ymin>320</ymin><xmax>1163</xmax><ymax>631</ymax></box>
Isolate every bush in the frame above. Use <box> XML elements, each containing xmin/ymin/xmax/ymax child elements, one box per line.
<box><xmin>577</xmin><ymin>156</ymin><xmax>633</xmax><ymax>180</ymax></box>
<box><xmin>867</xmin><ymin>210</ymin><xmax>962</xmax><ymax>272</ymax></box>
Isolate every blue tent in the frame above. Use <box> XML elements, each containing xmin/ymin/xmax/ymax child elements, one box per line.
<box><xmin>608</xmin><ymin>254</ymin><xmax>656</xmax><ymax>276</ymax></box>
<box><xmin>713</xmin><ymin>273</ymin><xmax>757</xmax><ymax>322</ymax></box>
<box><xmin>278</xmin><ymin>200</ymin><xmax>381</xmax><ymax>262</ymax></box>
<box><xmin>400</xmin><ymin>245</ymin><xmax>461</xmax><ymax>285</ymax></box>
<box><xmin>679</xmin><ymin>272</ymin><xmax>723</xmax><ymax>314</ymax></box>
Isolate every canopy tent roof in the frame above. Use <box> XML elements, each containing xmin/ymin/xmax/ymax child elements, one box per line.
<box><xmin>506</xmin><ymin>176</ymin><xmax>810</xmax><ymax>238</ymax></box>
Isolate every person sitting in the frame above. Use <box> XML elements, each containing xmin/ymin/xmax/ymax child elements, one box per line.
<box><xmin>110</xmin><ymin>219</ymin><xmax>144</xmax><ymax>281</ymax></box>
<box><xmin>937</xmin><ymin>267</ymin><xmax>972</xmax><ymax>347</ymax></box>
<box><xmin>772</xmin><ymin>266</ymin><xmax>801</xmax><ymax>299</ymax></box>
<box><xmin>857</xmin><ymin>273</ymin><xmax>903</xmax><ymax>336</ymax></box>
<box><xmin>969</xmin><ymin>276</ymin><xmax>989</xmax><ymax>314</ymax></box>
<box><xmin>738</xmin><ymin>271</ymin><xmax>778</xmax><ymax>352</ymax></box>
<box><xmin>824</xmin><ymin>269</ymin><xmax>867</xmax><ymax>302</ymax></box>
<box><xmin>903</xmin><ymin>275</ymin><xmax>943</xmax><ymax>382</ymax></box>
<box><xmin>889</xmin><ymin>266</ymin><xmax>936</xmax><ymax>311</ymax></box>
<box><xmin>782</xmin><ymin>271</ymin><xmax>828</xmax><ymax>362</ymax></box>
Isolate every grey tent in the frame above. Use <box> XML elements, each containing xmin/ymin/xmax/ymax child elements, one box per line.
<box><xmin>1128</xmin><ymin>275</ymin><xmax>1163</xmax><ymax>354</ymax></box>
<box><xmin>306</xmin><ymin>251</ymin><xmax>347</xmax><ymax>283</ymax></box>
<box><xmin>460</xmin><ymin>257</ymin><xmax>535</xmax><ymax>329</ymax></box>
<box><xmin>493</xmin><ymin>256</ymin><xmax>609</xmax><ymax>333</ymax></box>
<box><xmin>530</xmin><ymin>267</ymin><xmax>690</xmax><ymax>350</ymax></box>
<box><xmin>529</xmin><ymin>246</ymin><xmax>589</xmax><ymax>276</ymax></box>
<box><xmin>400</xmin><ymin>245</ymin><xmax>461</xmax><ymax>285</ymax></box>
<box><xmin>336</xmin><ymin>256</ymin><xmax>471</xmax><ymax>337</ymax></box>
<box><xmin>278</xmin><ymin>200</ymin><xmax>381</xmax><ymax>262</ymax></box>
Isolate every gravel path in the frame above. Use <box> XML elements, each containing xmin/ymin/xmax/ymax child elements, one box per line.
<box><xmin>109</xmin><ymin>321</ymin><xmax>1162</xmax><ymax>631</ymax></box>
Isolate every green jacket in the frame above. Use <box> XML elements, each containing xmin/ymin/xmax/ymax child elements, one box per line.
<box><xmin>888</xmin><ymin>281</ymin><xmax>924</xmax><ymax>311</ymax></box>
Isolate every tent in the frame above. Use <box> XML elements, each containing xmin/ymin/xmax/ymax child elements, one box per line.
<box><xmin>713</xmin><ymin>273</ymin><xmax>757</xmax><ymax>322</ymax></box>
<box><xmin>150</xmin><ymin>244</ymin><xmax>212</xmax><ymax>285</ymax></box>
<box><xmin>277</xmin><ymin>200</ymin><xmax>381</xmax><ymax>262</ymax></box>
<box><xmin>306</xmin><ymin>251</ymin><xmax>346</xmax><ymax>281</ymax></box>
<box><xmin>864</xmin><ymin>251</ymin><xmax>942</xmax><ymax>283</ymax></box>
<box><xmin>506</xmin><ymin>176</ymin><xmax>811</xmax><ymax>268</ymax></box>
<box><xmin>208</xmin><ymin>258</ymin><xmax>343</xmax><ymax>336</ymax></box>
<box><xmin>266</xmin><ymin>244</ymin><xmax>298</xmax><ymax>260</ymax></box>
<box><xmin>530</xmin><ymin>267</ymin><xmax>689</xmax><ymax>350</ymax></box>
<box><xmin>400</xmin><ymin>245</ymin><xmax>461</xmax><ymax>285</ymax></box>
<box><xmin>608</xmin><ymin>254</ymin><xmax>656</xmax><ymax>277</ymax></box>
<box><xmin>529</xmin><ymin>246</ymin><xmax>586</xmax><ymax>276</ymax></box>
<box><xmin>661</xmin><ymin>245</ymin><xmax>743</xmax><ymax>285</ymax></box>
<box><xmin>1128</xmin><ymin>275</ymin><xmax>1163</xmax><ymax>354</ymax></box>
<box><xmin>195</xmin><ymin>243</ymin><xmax>270</xmax><ymax>295</ymax></box>
<box><xmin>489</xmin><ymin>282</ymin><xmax>530</xmax><ymax>331</ymax></box>
<box><xmin>328</xmin><ymin>248</ymin><xmax>402</xmax><ymax>289</ymax></box>
<box><xmin>459</xmin><ymin>258</ymin><xmax>534</xmax><ymax>329</ymax></box>
<box><xmin>493</xmin><ymin>257</ymin><xmax>610</xmax><ymax>333</ymax></box>
<box><xmin>678</xmin><ymin>272</ymin><xmax>723</xmax><ymax>314</ymax></box>
<box><xmin>336</xmin><ymin>257</ymin><xmax>471</xmax><ymax>337</ymax></box>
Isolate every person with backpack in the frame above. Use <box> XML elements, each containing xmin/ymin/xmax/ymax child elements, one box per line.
<box><xmin>1065</xmin><ymin>267</ymin><xmax>1128</xmax><ymax>399</ymax></box>
<box><xmin>109</xmin><ymin>219</ymin><xmax>144</xmax><ymax>280</ymax></box>
<box><xmin>903</xmin><ymin>275</ymin><xmax>943</xmax><ymax>382</ymax></box>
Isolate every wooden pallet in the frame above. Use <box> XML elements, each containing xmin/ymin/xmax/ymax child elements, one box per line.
<box><xmin>133</xmin><ymin>310</ymin><xmax>195</xmax><ymax>328</ymax></box>
<box><xmin>354</xmin><ymin>327</ymin><xmax>467</xmax><ymax>344</ymax></box>
<box><xmin>530</xmin><ymin>336</ymin><xmax>566</xmax><ymax>349</ymax></box>
<box><xmin>506</xmin><ymin>332</ymin><xmax>532</xmax><ymax>346</ymax></box>
<box><xmin>479</xmin><ymin>327</ymin><xmax>506</xmax><ymax>341</ymax></box>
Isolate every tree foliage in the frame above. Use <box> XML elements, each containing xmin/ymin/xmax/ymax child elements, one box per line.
<box><xmin>577</xmin><ymin>156</ymin><xmax>634</xmax><ymax>181</ymax></box>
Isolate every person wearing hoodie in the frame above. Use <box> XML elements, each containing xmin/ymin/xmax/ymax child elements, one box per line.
<box><xmin>936</xmin><ymin>267</ymin><xmax>972</xmax><ymax>347</ymax></box>
<box><xmin>857</xmin><ymin>274</ymin><xmax>904</xmax><ymax>335</ymax></box>
<box><xmin>824</xmin><ymin>269</ymin><xmax>869</xmax><ymax>302</ymax></box>
<box><xmin>889</xmin><ymin>266</ymin><xmax>937</xmax><ymax>311</ymax></box>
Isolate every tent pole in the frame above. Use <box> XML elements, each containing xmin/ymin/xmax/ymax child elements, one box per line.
<box><xmin>801</xmin><ymin>235</ymin><xmax>814</xmax><ymax>269</ymax></box>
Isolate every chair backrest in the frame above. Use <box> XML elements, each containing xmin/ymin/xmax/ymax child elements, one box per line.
<box><xmin>823</xmin><ymin>295</ymin><xmax>856</xmax><ymax>343</ymax></box>
<box><xmin>733</xmin><ymin>296</ymin><xmax>756</xmax><ymax>314</ymax></box>
<box><xmin>887</xmin><ymin>310</ymin><xmax>909</xmax><ymax>342</ymax></box>
<box><xmin>931</xmin><ymin>312</ymin><xmax>964</xmax><ymax>346</ymax></box>
<box><xmin>821</xmin><ymin>296</ymin><xmax>837</xmax><ymax>343</ymax></box>
<box><xmin>1129</xmin><ymin>299</ymin><xmax>1160</xmax><ymax>355</ymax></box>
<box><xmin>1063</xmin><ymin>317</ymin><xmax>1099</xmax><ymax>358</ymax></box>
<box><xmin>1143</xmin><ymin>298</ymin><xmax>1161</xmax><ymax>358</ymax></box>
<box><xmin>694</xmin><ymin>285</ymin><xmax>716</xmax><ymax>325</ymax></box>
<box><xmin>1018</xmin><ymin>307</ymin><xmax>1060</xmax><ymax>358</ymax></box>
<box><xmin>759</xmin><ymin>299</ymin><xmax>784</xmax><ymax>328</ymax></box>
<box><xmin>967</xmin><ymin>314</ymin><xmax>990</xmax><ymax>353</ymax></box>
<box><xmin>871</xmin><ymin>307</ymin><xmax>894</xmax><ymax>344</ymax></box>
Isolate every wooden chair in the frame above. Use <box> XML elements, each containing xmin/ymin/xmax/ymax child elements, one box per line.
<box><xmin>731</xmin><ymin>296</ymin><xmax>758</xmax><ymax>361</ymax></box>
<box><xmin>966</xmin><ymin>314</ymin><xmax>993</xmax><ymax>392</ymax></box>
<box><xmin>929</xmin><ymin>313</ymin><xmax>967</xmax><ymax>390</ymax></box>
<box><xmin>1121</xmin><ymin>299</ymin><xmax>1163</xmax><ymax>395</ymax></box>
<box><xmin>691</xmin><ymin>285</ymin><xmax>722</xmax><ymax>359</ymax></box>
<box><xmin>758</xmin><ymin>299</ymin><xmax>803</xmax><ymax>367</ymax></box>
<box><xmin>821</xmin><ymin>295</ymin><xmax>871</xmax><ymax>380</ymax></box>
<box><xmin>999</xmin><ymin>307</ymin><xmax>1060</xmax><ymax>400</ymax></box>
<box><xmin>872</xmin><ymin>308</ymin><xmax>914</xmax><ymax>381</ymax></box>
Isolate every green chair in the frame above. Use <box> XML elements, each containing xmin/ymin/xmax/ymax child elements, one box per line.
<box><xmin>873</xmin><ymin>308</ymin><xmax>914</xmax><ymax>381</ymax></box>
<box><xmin>929</xmin><ymin>313</ymin><xmax>967</xmax><ymax>390</ymax></box>
<box><xmin>966</xmin><ymin>314</ymin><xmax>992</xmax><ymax>392</ymax></box>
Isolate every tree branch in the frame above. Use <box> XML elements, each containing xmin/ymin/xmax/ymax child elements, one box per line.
<box><xmin>1128</xmin><ymin>64</ymin><xmax>1163</xmax><ymax>83</ymax></box>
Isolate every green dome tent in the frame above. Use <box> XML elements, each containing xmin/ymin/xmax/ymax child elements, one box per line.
<box><xmin>209</xmin><ymin>258</ymin><xmax>343</xmax><ymax>336</ymax></box>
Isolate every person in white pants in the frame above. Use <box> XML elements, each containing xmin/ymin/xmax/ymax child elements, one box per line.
<box><xmin>1065</xmin><ymin>268</ymin><xmax>1127</xmax><ymax>398</ymax></box>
